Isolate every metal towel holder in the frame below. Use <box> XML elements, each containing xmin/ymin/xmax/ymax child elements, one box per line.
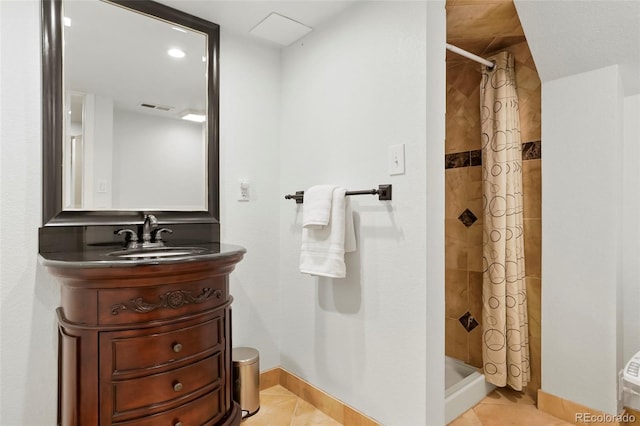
<box><xmin>284</xmin><ymin>184</ymin><xmax>392</xmax><ymax>204</ymax></box>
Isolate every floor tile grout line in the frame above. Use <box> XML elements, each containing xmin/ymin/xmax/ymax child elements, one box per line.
<box><xmin>258</xmin><ymin>385</ymin><xmax>348</xmax><ymax>425</ymax></box>
<box><xmin>473</xmin><ymin>407</ymin><xmax>483</xmax><ymax>426</ymax></box>
<box><xmin>289</xmin><ymin>397</ymin><xmax>300</xmax><ymax>426</ymax></box>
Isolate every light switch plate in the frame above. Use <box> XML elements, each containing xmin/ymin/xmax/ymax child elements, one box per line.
<box><xmin>239</xmin><ymin>181</ymin><xmax>249</xmax><ymax>201</ymax></box>
<box><xmin>389</xmin><ymin>144</ymin><xmax>405</xmax><ymax>175</ymax></box>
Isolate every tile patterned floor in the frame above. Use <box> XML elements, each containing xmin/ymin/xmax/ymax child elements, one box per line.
<box><xmin>245</xmin><ymin>385</ymin><xmax>573</xmax><ymax>425</ymax></box>
<box><xmin>243</xmin><ymin>385</ymin><xmax>341</xmax><ymax>426</ymax></box>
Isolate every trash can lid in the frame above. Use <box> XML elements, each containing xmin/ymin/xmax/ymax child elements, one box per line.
<box><xmin>233</xmin><ymin>347</ymin><xmax>259</xmax><ymax>365</ymax></box>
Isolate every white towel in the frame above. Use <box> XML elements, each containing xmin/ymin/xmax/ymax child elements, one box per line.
<box><xmin>302</xmin><ymin>185</ymin><xmax>337</xmax><ymax>229</ymax></box>
<box><xmin>300</xmin><ymin>187</ymin><xmax>356</xmax><ymax>278</ymax></box>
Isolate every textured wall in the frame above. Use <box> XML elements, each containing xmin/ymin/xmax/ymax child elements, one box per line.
<box><xmin>218</xmin><ymin>32</ymin><xmax>282</xmax><ymax>372</ymax></box>
<box><xmin>541</xmin><ymin>65</ymin><xmax>623</xmax><ymax>415</ymax></box>
<box><xmin>623</xmin><ymin>94</ymin><xmax>640</xmax><ymax>363</ymax></box>
<box><xmin>278</xmin><ymin>3</ymin><xmax>430</xmax><ymax>424</ymax></box>
<box><xmin>444</xmin><ymin>39</ymin><xmax>542</xmax><ymax>399</ymax></box>
<box><xmin>1</xmin><ymin>1</ymin><xmax>61</xmax><ymax>424</ymax></box>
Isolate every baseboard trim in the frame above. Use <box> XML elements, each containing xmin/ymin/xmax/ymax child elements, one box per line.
<box><xmin>259</xmin><ymin>367</ymin><xmax>280</xmax><ymax>391</ymax></box>
<box><xmin>538</xmin><ymin>389</ymin><xmax>639</xmax><ymax>425</ymax></box>
<box><xmin>259</xmin><ymin>367</ymin><xmax>380</xmax><ymax>426</ymax></box>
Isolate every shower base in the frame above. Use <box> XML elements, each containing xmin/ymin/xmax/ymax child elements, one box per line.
<box><xmin>445</xmin><ymin>356</ymin><xmax>495</xmax><ymax>424</ymax></box>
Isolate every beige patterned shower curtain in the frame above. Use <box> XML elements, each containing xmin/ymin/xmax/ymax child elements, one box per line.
<box><xmin>480</xmin><ymin>51</ymin><xmax>530</xmax><ymax>391</ymax></box>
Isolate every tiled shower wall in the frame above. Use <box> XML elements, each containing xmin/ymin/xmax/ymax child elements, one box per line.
<box><xmin>445</xmin><ymin>40</ymin><xmax>542</xmax><ymax>399</ymax></box>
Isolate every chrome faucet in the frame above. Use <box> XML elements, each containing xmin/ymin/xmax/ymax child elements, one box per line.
<box><xmin>141</xmin><ymin>214</ymin><xmax>158</xmax><ymax>244</ymax></box>
<box><xmin>115</xmin><ymin>214</ymin><xmax>172</xmax><ymax>249</ymax></box>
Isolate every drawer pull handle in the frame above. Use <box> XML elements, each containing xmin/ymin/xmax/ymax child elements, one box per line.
<box><xmin>172</xmin><ymin>343</ymin><xmax>183</xmax><ymax>353</ymax></box>
<box><xmin>174</xmin><ymin>422</ymin><xmax>182</xmax><ymax>426</ymax></box>
<box><xmin>173</xmin><ymin>382</ymin><xmax>184</xmax><ymax>392</ymax></box>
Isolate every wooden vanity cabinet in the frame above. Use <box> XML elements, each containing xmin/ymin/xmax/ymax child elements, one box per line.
<box><xmin>48</xmin><ymin>254</ymin><xmax>244</xmax><ymax>426</ymax></box>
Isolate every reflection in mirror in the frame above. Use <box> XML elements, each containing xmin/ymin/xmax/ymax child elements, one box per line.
<box><xmin>42</xmin><ymin>0</ymin><xmax>219</xmax><ymax>226</ymax></box>
<box><xmin>62</xmin><ymin>0</ymin><xmax>208</xmax><ymax>211</ymax></box>
<box><xmin>65</xmin><ymin>92</ymin><xmax>85</xmax><ymax>208</ymax></box>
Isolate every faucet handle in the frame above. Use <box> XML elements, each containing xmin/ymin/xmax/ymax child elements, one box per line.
<box><xmin>152</xmin><ymin>228</ymin><xmax>173</xmax><ymax>243</ymax></box>
<box><xmin>115</xmin><ymin>229</ymin><xmax>139</xmax><ymax>248</ymax></box>
<box><xmin>115</xmin><ymin>229</ymin><xmax>138</xmax><ymax>241</ymax></box>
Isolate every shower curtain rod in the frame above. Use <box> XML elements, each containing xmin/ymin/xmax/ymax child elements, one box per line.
<box><xmin>446</xmin><ymin>43</ymin><xmax>494</xmax><ymax>70</ymax></box>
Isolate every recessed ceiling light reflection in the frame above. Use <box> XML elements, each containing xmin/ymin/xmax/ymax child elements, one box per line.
<box><xmin>168</xmin><ymin>48</ymin><xmax>185</xmax><ymax>58</ymax></box>
<box><xmin>64</xmin><ymin>17</ymin><xmax>72</xmax><ymax>27</ymax></box>
<box><xmin>180</xmin><ymin>110</ymin><xmax>206</xmax><ymax>123</ymax></box>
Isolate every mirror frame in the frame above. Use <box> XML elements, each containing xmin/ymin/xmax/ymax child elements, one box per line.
<box><xmin>41</xmin><ymin>0</ymin><xmax>220</xmax><ymax>226</ymax></box>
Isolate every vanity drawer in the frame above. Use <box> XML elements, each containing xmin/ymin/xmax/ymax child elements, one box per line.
<box><xmin>110</xmin><ymin>316</ymin><xmax>222</xmax><ymax>374</ymax></box>
<box><xmin>98</xmin><ymin>277</ymin><xmax>227</xmax><ymax>325</ymax></box>
<box><xmin>113</xmin><ymin>352</ymin><xmax>222</xmax><ymax>414</ymax></box>
<box><xmin>112</xmin><ymin>387</ymin><xmax>224</xmax><ymax>426</ymax></box>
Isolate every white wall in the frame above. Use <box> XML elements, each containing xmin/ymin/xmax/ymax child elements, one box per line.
<box><xmin>1</xmin><ymin>2</ymin><xmax>445</xmax><ymax>424</ymax></box>
<box><xmin>1</xmin><ymin>1</ymin><xmax>61</xmax><ymax>425</ymax></box>
<box><xmin>623</xmin><ymin>93</ymin><xmax>640</xmax><ymax>362</ymax></box>
<box><xmin>89</xmin><ymin>95</ymin><xmax>114</xmax><ymax>209</ymax></box>
<box><xmin>278</xmin><ymin>3</ymin><xmax>430</xmax><ymax>424</ymax></box>
<box><xmin>426</xmin><ymin>1</ymin><xmax>446</xmax><ymax>424</ymax></box>
<box><xmin>542</xmin><ymin>65</ymin><xmax>624</xmax><ymax>414</ymax></box>
<box><xmin>81</xmin><ymin>93</ymin><xmax>116</xmax><ymax>209</ymax></box>
<box><xmin>218</xmin><ymin>32</ymin><xmax>282</xmax><ymax>371</ymax></box>
<box><xmin>112</xmin><ymin>109</ymin><xmax>205</xmax><ymax>210</ymax></box>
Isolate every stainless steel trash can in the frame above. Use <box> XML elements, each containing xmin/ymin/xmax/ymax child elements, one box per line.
<box><xmin>232</xmin><ymin>347</ymin><xmax>260</xmax><ymax>418</ymax></box>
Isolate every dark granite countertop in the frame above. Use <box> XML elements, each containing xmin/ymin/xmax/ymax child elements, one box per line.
<box><xmin>39</xmin><ymin>242</ymin><xmax>246</xmax><ymax>268</ymax></box>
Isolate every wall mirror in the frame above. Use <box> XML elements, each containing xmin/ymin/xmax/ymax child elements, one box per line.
<box><xmin>42</xmin><ymin>0</ymin><xmax>219</xmax><ymax>226</ymax></box>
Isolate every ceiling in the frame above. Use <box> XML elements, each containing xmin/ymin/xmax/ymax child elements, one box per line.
<box><xmin>65</xmin><ymin>0</ymin><xmax>208</xmax><ymax>120</ymax></box>
<box><xmin>157</xmin><ymin>1</ymin><xmax>357</xmax><ymax>47</ymax></box>
<box><xmin>64</xmin><ymin>1</ymin><xmax>357</xmax><ymax>122</ymax></box>
<box><xmin>65</xmin><ymin>0</ymin><xmax>640</xmax><ymax>122</ymax></box>
<box><xmin>446</xmin><ymin>0</ymin><xmax>526</xmax><ymax>66</ymax></box>
<box><xmin>515</xmin><ymin>0</ymin><xmax>640</xmax><ymax>96</ymax></box>
<box><xmin>446</xmin><ymin>0</ymin><xmax>640</xmax><ymax>96</ymax></box>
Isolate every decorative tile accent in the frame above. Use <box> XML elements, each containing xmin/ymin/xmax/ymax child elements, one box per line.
<box><xmin>445</xmin><ymin>141</ymin><xmax>540</xmax><ymax>169</ymax></box>
<box><xmin>470</xmin><ymin>150</ymin><xmax>482</xmax><ymax>166</ymax></box>
<box><xmin>458</xmin><ymin>208</ymin><xmax>478</xmax><ymax>227</ymax></box>
<box><xmin>522</xmin><ymin>140</ymin><xmax>541</xmax><ymax>160</ymax></box>
<box><xmin>445</xmin><ymin>152</ymin><xmax>470</xmax><ymax>169</ymax></box>
<box><xmin>459</xmin><ymin>311</ymin><xmax>479</xmax><ymax>332</ymax></box>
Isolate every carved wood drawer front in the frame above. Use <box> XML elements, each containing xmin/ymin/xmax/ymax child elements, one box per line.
<box><xmin>113</xmin><ymin>352</ymin><xmax>222</xmax><ymax>415</ymax></box>
<box><xmin>98</xmin><ymin>277</ymin><xmax>227</xmax><ymax>325</ymax></box>
<box><xmin>111</xmin><ymin>316</ymin><xmax>222</xmax><ymax>374</ymax></box>
<box><xmin>112</xmin><ymin>387</ymin><xmax>223</xmax><ymax>426</ymax></box>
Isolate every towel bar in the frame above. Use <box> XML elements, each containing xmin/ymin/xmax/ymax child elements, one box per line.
<box><xmin>284</xmin><ymin>184</ymin><xmax>392</xmax><ymax>204</ymax></box>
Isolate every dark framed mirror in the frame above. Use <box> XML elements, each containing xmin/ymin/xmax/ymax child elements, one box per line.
<box><xmin>41</xmin><ymin>0</ymin><xmax>219</xmax><ymax>226</ymax></box>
